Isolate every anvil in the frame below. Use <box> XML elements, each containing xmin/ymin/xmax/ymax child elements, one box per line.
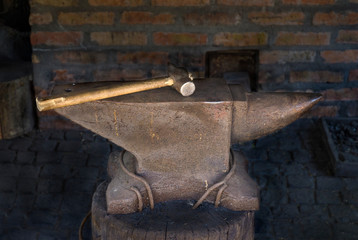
<box><xmin>51</xmin><ymin>78</ymin><xmax>321</xmax><ymax>214</ymax></box>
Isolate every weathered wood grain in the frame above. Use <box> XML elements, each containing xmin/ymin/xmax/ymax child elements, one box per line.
<box><xmin>92</xmin><ymin>181</ymin><xmax>255</xmax><ymax>240</ymax></box>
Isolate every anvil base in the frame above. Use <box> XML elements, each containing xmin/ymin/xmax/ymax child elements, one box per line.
<box><xmin>106</xmin><ymin>150</ymin><xmax>259</xmax><ymax>214</ymax></box>
<box><xmin>92</xmin><ymin>181</ymin><xmax>255</xmax><ymax>240</ymax></box>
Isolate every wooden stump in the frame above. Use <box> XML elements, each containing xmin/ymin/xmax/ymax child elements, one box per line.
<box><xmin>0</xmin><ymin>62</ymin><xmax>34</xmax><ymax>139</ymax></box>
<box><xmin>92</xmin><ymin>181</ymin><xmax>255</xmax><ymax>240</ymax></box>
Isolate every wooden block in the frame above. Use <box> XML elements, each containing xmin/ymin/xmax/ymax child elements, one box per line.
<box><xmin>0</xmin><ymin>65</ymin><xmax>34</xmax><ymax>139</ymax></box>
<box><xmin>92</xmin><ymin>181</ymin><xmax>255</xmax><ymax>240</ymax></box>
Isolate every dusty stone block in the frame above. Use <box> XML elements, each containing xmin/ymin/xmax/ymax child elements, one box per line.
<box><xmin>287</xmin><ymin>175</ymin><xmax>315</xmax><ymax>188</ymax></box>
<box><xmin>0</xmin><ymin>150</ymin><xmax>16</xmax><ymax>162</ymax></box>
<box><xmin>18</xmin><ymin>178</ymin><xmax>37</xmax><ymax>193</ymax></box>
<box><xmin>26</xmin><ymin>210</ymin><xmax>58</xmax><ymax>228</ymax></box>
<box><xmin>316</xmin><ymin>176</ymin><xmax>345</xmax><ymax>190</ymax></box>
<box><xmin>317</xmin><ymin>190</ymin><xmax>341</xmax><ymax>204</ymax></box>
<box><xmin>288</xmin><ymin>189</ymin><xmax>314</xmax><ymax>204</ymax></box>
<box><xmin>38</xmin><ymin>179</ymin><xmax>63</xmax><ymax>193</ymax></box>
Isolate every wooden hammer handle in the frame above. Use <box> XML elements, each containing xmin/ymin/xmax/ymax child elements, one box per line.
<box><xmin>36</xmin><ymin>77</ymin><xmax>174</xmax><ymax>111</ymax></box>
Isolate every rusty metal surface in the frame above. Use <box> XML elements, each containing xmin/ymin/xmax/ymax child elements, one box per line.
<box><xmin>53</xmin><ymin>78</ymin><xmax>321</xmax><ymax>214</ymax></box>
<box><xmin>55</xmin><ymin>78</ymin><xmax>232</xmax><ymax>177</ymax></box>
<box><xmin>52</xmin><ymin>78</ymin><xmax>231</xmax><ymax>103</ymax></box>
<box><xmin>105</xmin><ymin>150</ymin><xmax>259</xmax><ymax>214</ymax></box>
<box><xmin>229</xmin><ymin>85</ymin><xmax>322</xmax><ymax>143</ymax></box>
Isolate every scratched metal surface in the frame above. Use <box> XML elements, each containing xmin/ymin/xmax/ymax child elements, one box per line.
<box><xmin>53</xmin><ymin>78</ymin><xmax>320</xmax><ymax>215</ymax></box>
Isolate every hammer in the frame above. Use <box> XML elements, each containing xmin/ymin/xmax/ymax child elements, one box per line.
<box><xmin>36</xmin><ymin>64</ymin><xmax>195</xmax><ymax>111</ymax></box>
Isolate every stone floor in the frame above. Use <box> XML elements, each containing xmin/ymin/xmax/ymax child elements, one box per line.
<box><xmin>0</xmin><ymin>119</ymin><xmax>357</xmax><ymax>240</ymax></box>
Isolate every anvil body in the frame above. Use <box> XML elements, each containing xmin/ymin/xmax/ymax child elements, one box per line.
<box><xmin>54</xmin><ymin>78</ymin><xmax>321</xmax><ymax>214</ymax></box>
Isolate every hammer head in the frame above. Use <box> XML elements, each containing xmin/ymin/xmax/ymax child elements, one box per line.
<box><xmin>168</xmin><ymin>64</ymin><xmax>195</xmax><ymax>97</ymax></box>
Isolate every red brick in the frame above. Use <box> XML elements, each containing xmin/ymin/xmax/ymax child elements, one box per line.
<box><xmin>52</xmin><ymin>69</ymin><xmax>86</xmax><ymax>83</ymax></box>
<box><xmin>31</xmin><ymin>0</ymin><xmax>78</xmax><ymax>6</ymax></box>
<box><xmin>55</xmin><ymin>51</ymin><xmax>107</xmax><ymax>64</ymax></box>
<box><xmin>248</xmin><ymin>12</ymin><xmax>304</xmax><ymax>25</ymax></box>
<box><xmin>217</xmin><ymin>0</ymin><xmax>274</xmax><ymax>6</ymax></box>
<box><xmin>153</xmin><ymin>32</ymin><xmax>207</xmax><ymax>46</ymax></box>
<box><xmin>214</xmin><ymin>32</ymin><xmax>268</xmax><ymax>47</ymax></box>
<box><xmin>93</xmin><ymin>69</ymin><xmax>147</xmax><ymax>82</ymax></box>
<box><xmin>260</xmin><ymin>51</ymin><xmax>316</xmax><ymax>64</ymax></box>
<box><xmin>29</xmin><ymin>13</ymin><xmax>52</xmax><ymax>25</ymax></box>
<box><xmin>34</xmin><ymin>86</ymin><xmax>50</xmax><ymax>98</ymax></box>
<box><xmin>31</xmin><ymin>32</ymin><xmax>83</xmax><ymax>46</ymax></box>
<box><xmin>121</xmin><ymin>12</ymin><xmax>175</xmax><ymax>25</ymax></box>
<box><xmin>337</xmin><ymin>30</ymin><xmax>358</xmax><ymax>44</ymax></box>
<box><xmin>258</xmin><ymin>71</ymin><xmax>285</xmax><ymax>84</ymax></box>
<box><xmin>275</xmin><ymin>32</ymin><xmax>330</xmax><ymax>46</ymax></box>
<box><xmin>178</xmin><ymin>53</ymin><xmax>205</xmax><ymax>68</ymax></box>
<box><xmin>58</xmin><ymin>12</ymin><xmax>114</xmax><ymax>25</ymax></box>
<box><xmin>322</xmin><ymin>88</ymin><xmax>358</xmax><ymax>101</ymax></box>
<box><xmin>151</xmin><ymin>0</ymin><xmax>209</xmax><ymax>6</ymax></box>
<box><xmin>53</xmin><ymin>69</ymin><xmax>75</xmax><ymax>83</ymax></box>
<box><xmin>117</xmin><ymin>52</ymin><xmax>168</xmax><ymax>65</ymax></box>
<box><xmin>283</xmin><ymin>0</ymin><xmax>335</xmax><ymax>4</ymax></box>
<box><xmin>305</xmin><ymin>106</ymin><xmax>339</xmax><ymax>118</ymax></box>
<box><xmin>89</xmin><ymin>0</ymin><xmax>143</xmax><ymax>6</ymax></box>
<box><xmin>321</xmin><ymin>50</ymin><xmax>358</xmax><ymax>63</ymax></box>
<box><xmin>349</xmin><ymin>69</ymin><xmax>358</xmax><ymax>81</ymax></box>
<box><xmin>290</xmin><ymin>71</ymin><xmax>343</xmax><ymax>83</ymax></box>
<box><xmin>313</xmin><ymin>12</ymin><xmax>358</xmax><ymax>25</ymax></box>
<box><xmin>184</xmin><ymin>12</ymin><xmax>240</xmax><ymax>25</ymax></box>
<box><xmin>91</xmin><ymin>32</ymin><xmax>147</xmax><ymax>46</ymax></box>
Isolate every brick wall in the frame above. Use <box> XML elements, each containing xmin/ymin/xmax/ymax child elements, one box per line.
<box><xmin>29</xmin><ymin>0</ymin><xmax>358</xmax><ymax>128</ymax></box>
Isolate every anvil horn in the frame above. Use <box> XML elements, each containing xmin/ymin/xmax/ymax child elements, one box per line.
<box><xmin>230</xmin><ymin>85</ymin><xmax>322</xmax><ymax>143</ymax></box>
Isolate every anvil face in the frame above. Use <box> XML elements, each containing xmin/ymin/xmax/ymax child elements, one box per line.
<box><xmin>56</xmin><ymin>79</ymin><xmax>233</xmax><ymax>178</ymax></box>
<box><xmin>53</xmin><ymin>78</ymin><xmax>321</xmax><ymax>214</ymax></box>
